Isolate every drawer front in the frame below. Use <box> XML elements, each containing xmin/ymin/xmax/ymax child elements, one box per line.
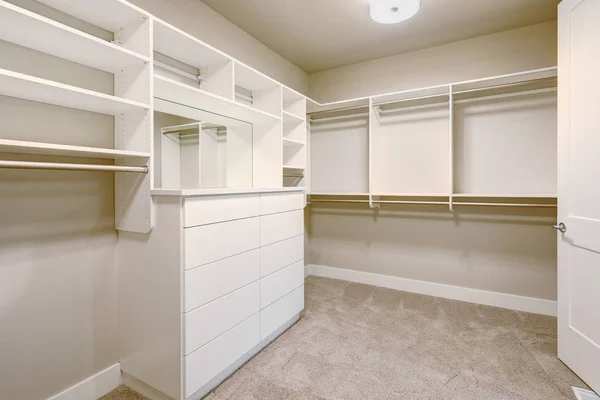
<box><xmin>260</xmin><ymin>234</ymin><xmax>304</xmax><ymax>277</ymax></box>
<box><xmin>184</xmin><ymin>217</ymin><xmax>259</xmax><ymax>269</ymax></box>
<box><xmin>260</xmin><ymin>210</ymin><xmax>304</xmax><ymax>246</ymax></box>
<box><xmin>185</xmin><ymin>314</ymin><xmax>260</xmax><ymax>398</ymax></box>
<box><xmin>260</xmin><ymin>285</ymin><xmax>304</xmax><ymax>340</ymax></box>
<box><xmin>184</xmin><ymin>249</ymin><xmax>260</xmax><ymax>312</ymax></box>
<box><xmin>184</xmin><ymin>194</ymin><xmax>259</xmax><ymax>227</ymax></box>
<box><xmin>184</xmin><ymin>282</ymin><xmax>260</xmax><ymax>355</ymax></box>
<box><xmin>261</xmin><ymin>260</ymin><xmax>304</xmax><ymax>309</ymax></box>
<box><xmin>259</xmin><ymin>192</ymin><xmax>304</xmax><ymax>215</ymax></box>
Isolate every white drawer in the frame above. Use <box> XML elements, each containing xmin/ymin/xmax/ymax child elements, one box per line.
<box><xmin>261</xmin><ymin>285</ymin><xmax>304</xmax><ymax>340</ymax></box>
<box><xmin>261</xmin><ymin>260</ymin><xmax>304</xmax><ymax>309</ymax></box>
<box><xmin>184</xmin><ymin>249</ymin><xmax>260</xmax><ymax>312</ymax></box>
<box><xmin>260</xmin><ymin>234</ymin><xmax>304</xmax><ymax>277</ymax></box>
<box><xmin>184</xmin><ymin>217</ymin><xmax>259</xmax><ymax>269</ymax></box>
<box><xmin>183</xmin><ymin>194</ymin><xmax>259</xmax><ymax>227</ymax></box>
<box><xmin>184</xmin><ymin>282</ymin><xmax>260</xmax><ymax>355</ymax></box>
<box><xmin>185</xmin><ymin>314</ymin><xmax>260</xmax><ymax>398</ymax></box>
<box><xmin>259</xmin><ymin>192</ymin><xmax>304</xmax><ymax>215</ymax></box>
<box><xmin>260</xmin><ymin>210</ymin><xmax>304</xmax><ymax>246</ymax></box>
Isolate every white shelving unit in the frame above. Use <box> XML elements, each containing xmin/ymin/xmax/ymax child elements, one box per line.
<box><xmin>153</xmin><ymin>18</ymin><xmax>233</xmax><ymax>99</ymax></box>
<box><xmin>0</xmin><ymin>0</ymin><xmax>149</xmax><ymax>74</ymax></box>
<box><xmin>308</xmin><ymin>67</ymin><xmax>558</xmax><ymax>209</ymax></box>
<box><xmin>234</xmin><ymin>62</ymin><xmax>282</xmax><ymax>117</ymax></box>
<box><xmin>0</xmin><ymin>0</ymin><xmax>153</xmax><ymax>233</ymax></box>
<box><xmin>0</xmin><ymin>139</ymin><xmax>150</xmax><ymax>160</ymax></box>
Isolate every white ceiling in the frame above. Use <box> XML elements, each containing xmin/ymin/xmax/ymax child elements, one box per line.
<box><xmin>199</xmin><ymin>0</ymin><xmax>559</xmax><ymax>73</ymax></box>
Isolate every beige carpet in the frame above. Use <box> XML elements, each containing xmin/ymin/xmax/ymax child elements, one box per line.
<box><xmin>103</xmin><ymin>276</ymin><xmax>588</xmax><ymax>400</ymax></box>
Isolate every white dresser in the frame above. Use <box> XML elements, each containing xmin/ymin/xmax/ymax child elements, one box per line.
<box><xmin>118</xmin><ymin>189</ymin><xmax>305</xmax><ymax>400</ymax></box>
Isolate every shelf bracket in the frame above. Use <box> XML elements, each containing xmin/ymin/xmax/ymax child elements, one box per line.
<box><xmin>373</xmin><ymin>105</ymin><xmax>382</xmax><ymax>119</ymax></box>
<box><xmin>197</xmin><ymin>74</ymin><xmax>208</xmax><ymax>84</ymax></box>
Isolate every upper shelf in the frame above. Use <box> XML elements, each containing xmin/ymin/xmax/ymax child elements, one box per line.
<box><xmin>36</xmin><ymin>0</ymin><xmax>148</xmax><ymax>33</ymax></box>
<box><xmin>154</xmin><ymin>75</ymin><xmax>280</xmax><ymax>123</ymax></box>
<box><xmin>153</xmin><ymin>18</ymin><xmax>230</xmax><ymax>70</ymax></box>
<box><xmin>0</xmin><ymin>0</ymin><xmax>149</xmax><ymax>74</ymax></box>
<box><xmin>0</xmin><ymin>68</ymin><xmax>150</xmax><ymax>115</ymax></box>
<box><xmin>0</xmin><ymin>139</ymin><xmax>150</xmax><ymax>160</ymax></box>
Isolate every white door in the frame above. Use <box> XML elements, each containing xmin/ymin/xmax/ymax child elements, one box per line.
<box><xmin>557</xmin><ymin>0</ymin><xmax>600</xmax><ymax>394</ymax></box>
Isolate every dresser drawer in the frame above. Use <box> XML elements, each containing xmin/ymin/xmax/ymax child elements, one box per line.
<box><xmin>183</xmin><ymin>194</ymin><xmax>259</xmax><ymax>227</ymax></box>
<box><xmin>184</xmin><ymin>217</ymin><xmax>259</xmax><ymax>269</ymax></box>
<box><xmin>260</xmin><ymin>210</ymin><xmax>303</xmax><ymax>246</ymax></box>
<box><xmin>261</xmin><ymin>285</ymin><xmax>304</xmax><ymax>340</ymax></box>
<box><xmin>184</xmin><ymin>282</ymin><xmax>260</xmax><ymax>355</ymax></box>
<box><xmin>185</xmin><ymin>314</ymin><xmax>260</xmax><ymax>398</ymax></box>
<box><xmin>184</xmin><ymin>249</ymin><xmax>260</xmax><ymax>312</ymax></box>
<box><xmin>260</xmin><ymin>234</ymin><xmax>304</xmax><ymax>277</ymax></box>
<box><xmin>261</xmin><ymin>260</ymin><xmax>304</xmax><ymax>308</ymax></box>
<box><xmin>259</xmin><ymin>192</ymin><xmax>304</xmax><ymax>215</ymax></box>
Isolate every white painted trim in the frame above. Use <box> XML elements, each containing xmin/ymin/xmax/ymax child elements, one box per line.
<box><xmin>304</xmin><ymin>264</ymin><xmax>311</xmax><ymax>278</ymax></box>
<box><xmin>308</xmin><ymin>264</ymin><xmax>557</xmax><ymax>316</ymax></box>
<box><xmin>47</xmin><ymin>363</ymin><xmax>121</xmax><ymax>400</ymax></box>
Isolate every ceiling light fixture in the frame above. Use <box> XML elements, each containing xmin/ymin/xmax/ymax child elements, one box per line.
<box><xmin>370</xmin><ymin>0</ymin><xmax>420</xmax><ymax>24</ymax></box>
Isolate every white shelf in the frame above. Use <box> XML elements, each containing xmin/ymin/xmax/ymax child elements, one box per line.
<box><xmin>154</xmin><ymin>18</ymin><xmax>229</xmax><ymax>69</ymax></box>
<box><xmin>283</xmin><ymin>165</ymin><xmax>305</xmax><ymax>171</ymax></box>
<box><xmin>0</xmin><ymin>68</ymin><xmax>150</xmax><ymax>115</ymax></box>
<box><xmin>373</xmin><ymin>193</ymin><xmax>450</xmax><ymax>197</ymax></box>
<box><xmin>37</xmin><ymin>0</ymin><xmax>148</xmax><ymax>33</ymax></box>
<box><xmin>283</xmin><ymin>138</ymin><xmax>304</xmax><ymax>147</ymax></box>
<box><xmin>452</xmin><ymin>193</ymin><xmax>557</xmax><ymax>199</ymax></box>
<box><xmin>151</xmin><ymin>187</ymin><xmax>304</xmax><ymax>197</ymax></box>
<box><xmin>310</xmin><ymin>192</ymin><xmax>369</xmax><ymax>196</ymax></box>
<box><xmin>0</xmin><ymin>1</ymin><xmax>149</xmax><ymax>74</ymax></box>
<box><xmin>283</xmin><ymin>110</ymin><xmax>305</xmax><ymax>123</ymax></box>
<box><xmin>234</xmin><ymin>62</ymin><xmax>279</xmax><ymax>92</ymax></box>
<box><xmin>0</xmin><ymin>139</ymin><xmax>150</xmax><ymax>160</ymax></box>
<box><xmin>154</xmin><ymin>75</ymin><xmax>280</xmax><ymax>123</ymax></box>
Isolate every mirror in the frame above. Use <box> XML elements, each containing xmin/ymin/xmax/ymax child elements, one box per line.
<box><xmin>154</xmin><ymin>98</ymin><xmax>253</xmax><ymax>189</ymax></box>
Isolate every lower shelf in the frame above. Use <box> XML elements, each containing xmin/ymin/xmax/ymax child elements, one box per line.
<box><xmin>0</xmin><ymin>139</ymin><xmax>150</xmax><ymax>160</ymax></box>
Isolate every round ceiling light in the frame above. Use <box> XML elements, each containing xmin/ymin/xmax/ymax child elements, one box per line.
<box><xmin>370</xmin><ymin>0</ymin><xmax>420</xmax><ymax>24</ymax></box>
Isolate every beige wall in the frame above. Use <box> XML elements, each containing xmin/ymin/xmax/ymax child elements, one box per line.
<box><xmin>130</xmin><ymin>0</ymin><xmax>309</xmax><ymax>94</ymax></box>
<box><xmin>306</xmin><ymin>21</ymin><xmax>559</xmax><ymax>302</ymax></box>
<box><xmin>308</xmin><ymin>21</ymin><xmax>557</xmax><ymax>102</ymax></box>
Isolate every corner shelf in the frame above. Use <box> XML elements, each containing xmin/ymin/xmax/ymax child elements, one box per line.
<box><xmin>0</xmin><ymin>68</ymin><xmax>150</xmax><ymax>115</ymax></box>
<box><xmin>0</xmin><ymin>0</ymin><xmax>149</xmax><ymax>74</ymax></box>
<box><xmin>0</xmin><ymin>139</ymin><xmax>150</xmax><ymax>161</ymax></box>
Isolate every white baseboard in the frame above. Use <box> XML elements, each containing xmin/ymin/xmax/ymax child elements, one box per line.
<box><xmin>47</xmin><ymin>363</ymin><xmax>121</xmax><ymax>400</ymax></box>
<box><xmin>308</xmin><ymin>264</ymin><xmax>557</xmax><ymax>317</ymax></box>
<box><xmin>304</xmin><ymin>264</ymin><xmax>311</xmax><ymax>278</ymax></box>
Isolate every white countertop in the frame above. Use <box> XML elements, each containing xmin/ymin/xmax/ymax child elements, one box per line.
<box><xmin>151</xmin><ymin>187</ymin><xmax>305</xmax><ymax>197</ymax></box>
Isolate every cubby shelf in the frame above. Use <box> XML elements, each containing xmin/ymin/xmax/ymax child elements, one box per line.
<box><xmin>155</xmin><ymin>75</ymin><xmax>280</xmax><ymax>123</ymax></box>
<box><xmin>283</xmin><ymin>138</ymin><xmax>305</xmax><ymax>147</ymax></box>
<box><xmin>0</xmin><ymin>0</ymin><xmax>149</xmax><ymax>74</ymax></box>
<box><xmin>0</xmin><ymin>68</ymin><xmax>150</xmax><ymax>115</ymax></box>
<box><xmin>0</xmin><ymin>139</ymin><xmax>150</xmax><ymax>161</ymax></box>
<box><xmin>37</xmin><ymin>0</ymin><xmax>148</xmax><ymax>33</ymax></box>
<box><xmin>283</xmin><ymin>165</ymin><xmax>305</xmax><ymax>171</ymax></box>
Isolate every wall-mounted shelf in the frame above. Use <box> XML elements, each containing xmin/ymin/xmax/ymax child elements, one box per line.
<box><xmin>154</xmin><ymin>75</ymin><xmax>280</xmax><ymax>123</ymax></box>
<box><xmin>283</xmin><ymin>138</ymin><xmax>304</xmax><ymax>147</ymax></box>
<box><xmin>452</xmin><ymin>193</ymin><xmax>557</xmax><ymax>199</ymax></box>
<box><xmin>0</xmin><ymin>139</ymin><xmax>150</xmax><ymax>161</ymax></box>
<box><xmin>234</xmin><ymin>62</ymin><xmax>281</xmax><ymax>116</ymax></box>
<box><xmin>0</xmin><ymin>68</ymin><xmax>150</xmax><ymax>115</ymax></box>
<box><xmin>0</xmin><ymin>0</ymin><xmax>149</xmax><ymax>74</ymax></box>
<box><xmin>283</xmin><ymin>110</ymin><xmax>304</xmax><ymax>123</ymax></box>
<box><xmin>37</xmin><ymin>0</ymin><xmax>148</xmax><ymax>33</ymax></box>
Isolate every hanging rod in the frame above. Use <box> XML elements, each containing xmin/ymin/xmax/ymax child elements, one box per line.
<box><xmin>162</xmin><ymin>123</ymin><xmax>201</xmax><ymax>134</ymax></box>
<box><xmin>154</xmin><ymin>60</ymin><xmax>204</xmax><ymax>83</ymax></box>
<box><xmin>0</xmin><ymin>160</ymin><xmax>148</xmax><ymax>173</ymax></box>
<box><xmin>310</xmin><ymin>112</ymin><xmax>369</xmax><ymax>124</ymax></box>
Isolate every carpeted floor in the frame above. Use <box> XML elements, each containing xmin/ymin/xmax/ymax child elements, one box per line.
<box><xmin>103</xmin><ymin>276</ymin><xmax>588</xmax><ymax>400</ymax></box>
